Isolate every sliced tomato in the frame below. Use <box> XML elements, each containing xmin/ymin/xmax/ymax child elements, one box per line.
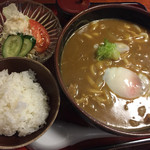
<box><xmin>29</xmin><ymin>19</ymin><xmax>50</xmax><ymax>53</ymax></box>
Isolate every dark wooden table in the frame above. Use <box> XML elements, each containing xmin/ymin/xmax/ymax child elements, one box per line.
<box><xmin>33</xmin><ymin>0</ymin><xmax>150</xmax><ymax>12</ymax></box>
<box><xmin>1</xmin><ymin>0</ymin><xmax>150</xmax><ymax>12</ymax></box>
<box><xmin>6</xmin><ymin>0</ymin><xmax>150</xmax><ymax>150</ymax></box>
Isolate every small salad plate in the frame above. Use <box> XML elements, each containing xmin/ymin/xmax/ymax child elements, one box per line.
<box><xmin>0</xmin><ymin>0</ymin><xmax>62</xmax><ymax>63</ymax></box>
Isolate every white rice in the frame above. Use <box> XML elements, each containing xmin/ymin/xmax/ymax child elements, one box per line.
<box><xmin>0</xmin><ymin>69</ymin><xmax>50</xmax><ymax>136</ymax></box>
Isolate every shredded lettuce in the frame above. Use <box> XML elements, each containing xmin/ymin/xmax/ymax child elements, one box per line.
<box><xmin>96</xmin><ymin>39</ymin><xmax>120</xmax><ymax>61</ymax></box>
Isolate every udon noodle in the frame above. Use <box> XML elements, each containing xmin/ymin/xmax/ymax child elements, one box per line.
<box><xmin>61</xmin><ymin>19</ymin><xmax>150</xmax><ymax>130</ymax></box>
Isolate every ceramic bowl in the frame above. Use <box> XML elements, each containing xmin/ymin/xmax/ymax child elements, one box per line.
<box><xmin>55</xmin><ymin>4</ymin><xmax>150</xmax><ymax>136</ymax></box>
<box><xmin>0</xmin><ymin>57</ymin><xmax>60</xmax><ymax>149</ymax></box>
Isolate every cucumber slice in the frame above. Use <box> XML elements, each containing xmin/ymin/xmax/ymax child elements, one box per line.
<box><xmin>24</xmin><ymin>35</ymin><xmax>36</xmax><ymax>49</ymax></box>
<box><xmin>18</xmin><ymin>35</ymin><xmax>36</xmax><ymax>57</ymax></box>
<box><xmin>2</xmin><ymin>35</ymin><xmax>23</xmax><ymax>58</ymax></box>
<box><xmin>18</xmin><ymin>38</ymin><xmax>32</xmax><ymax>57</ymax></box>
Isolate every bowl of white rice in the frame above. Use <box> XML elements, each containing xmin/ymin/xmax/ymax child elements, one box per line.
<box><xmin>0</xmin><ymin>57</ymin><xmax>60</xmax><ymax>149</ymax></box>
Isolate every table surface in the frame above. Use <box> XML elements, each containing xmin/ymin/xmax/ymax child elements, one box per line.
<box><xmin>32</xmin><ymin>0</ymin><xmax>150</xmax><ymax>11</ymax></box>
<box><xmin>1</xmin><ymin>0</ymin><xmax>150</xmax><ymax>150</ymax></box>
<box><xmin>0</xmin><ymin>0</ymin><xmax>150</xmax><ymax>12</ymax></box>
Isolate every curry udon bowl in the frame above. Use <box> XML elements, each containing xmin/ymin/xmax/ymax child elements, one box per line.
<box><xmin>55</xmin><ymin>4</ymin><xmax>150</xmax><ymax>136</ymax></box>
<box><xmin>0</xmin><ymin>57</ymin><xmax>60</xmax><ymax>149</ymax></box>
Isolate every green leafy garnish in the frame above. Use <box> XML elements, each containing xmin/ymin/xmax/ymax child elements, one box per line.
<box><xmin>96</xmin><ymin>39</ymin><xmax>120</xmax><ymax>61</ymax></box>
